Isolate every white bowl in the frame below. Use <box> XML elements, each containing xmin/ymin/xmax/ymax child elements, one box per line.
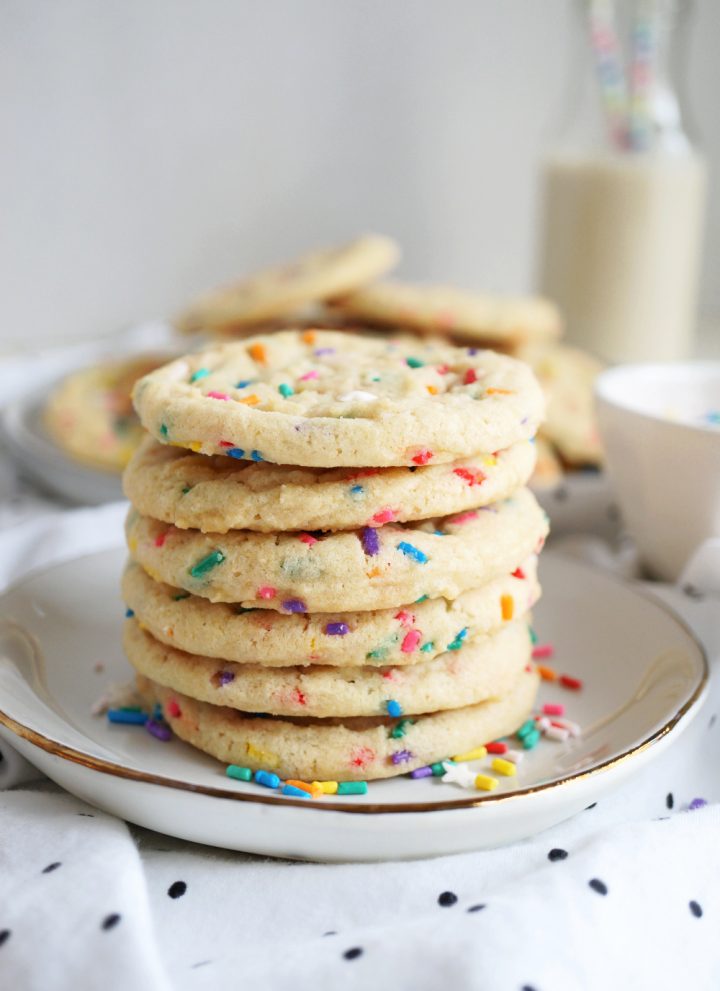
<box><xmin>595</xmin><ymin>362</ymin><xmax>720</xmax><ymax>581</ymax></box>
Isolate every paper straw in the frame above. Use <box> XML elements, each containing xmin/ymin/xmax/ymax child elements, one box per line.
<box><xmin>588</xmin><ymin>0</ymin><xmax>630</xmax><ymax>150</ymax></box>
<box><xmin>629</xmin><ymin>1</ymin><xmax>656</xmax><ymax>151</ymax></box>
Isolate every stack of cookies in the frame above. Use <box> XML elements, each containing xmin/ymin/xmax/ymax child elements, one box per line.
<box><xmin>121</xmin><ymin>329</ymin><xmax>549</xmax><ymax>784</ymax></box>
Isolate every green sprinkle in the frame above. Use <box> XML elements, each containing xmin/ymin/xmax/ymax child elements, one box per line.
<box><xmin>430</xmin><ymin>762</ymin><xmax>448</xmax><ymax>776</ymax></box>
<box><xmin>190</xmin><ymin>367</ymin><xmax>210</xmax><ymax>383</ymax></box>
<box><xmin>159</xmin><ymin>423</ymin><xmax>168</xmax><ymax>438</ymax></box>
<box><xmin>226</xmin><ymin>764</ymin><xmax>253</xmax><ymax>782</ymax></box>
<box><xmin>414</xmin><ymin>594</ymin><xmax>428</xmax><ymax>603</ymax></box>
<box><xmin>181</xmin><ymin>485</ymin><xmax>192</xmax><ymax>495</ymax></box>
<box><xmin>337</xmin><ymin>781</ymin><xmax>368</xmax><ymax>795</ymax></box>
<box><xmin>370</xmin><ymin>375</ymin><xmax>381</xmax><ymax>382</ymax></box>
<box><xmin>172</xmin><ymin>592</ymin><xmax>191</xmax><ymax>601</ymax></box>
<box><xmin>420</xmin><ymin>641</ymin><xmax>435</xmax><ymax>653</ymax></box>
<box><xmin>517</xmin><ymin>718</ymin><xmax>536</xmax><ymax>740</ymax></box>
<box><xmin>366</xmin><ymin>648</ymin><xmax>387</xmax><ymax>661</ymax></box>
<box><xmin>522</xmin><ymin>728</ymin><xmax>541</xmax><ymax>750</ymax></box>
<box><xmin>529</xmin><ymin>626</ymin><xmax>538</xmax><ymax>645</ymax></box>
<box><xmin>406</xmin><ymin>357</ymin><xmax>425</xmax><ymax>368</ymax></box>
<box><xmin>189</xmin><ymin>550</ymin><xmax>225</xmax><ymax>578</ymax></box>
<box><xmin>278</xmin><ymin>383</ymin><xmax>294</xmax><ymax>398</ymax></box>
<box><xmin>390</xmin><ymin>718</ymin><xmax>415</xmax><ymax>740</ymax></box>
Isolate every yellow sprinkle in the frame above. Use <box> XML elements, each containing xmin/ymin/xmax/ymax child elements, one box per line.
<box><xmin>500</xmin><ymin>594</ymin><xmax>514</xmax><ymax>621</ymax></box>
<box><xmin>188</xmin><ymin>441</ymin><xmax>203</xmax><ymax>452</ymax></box>
<box><xmin>426</xmin><ymin>385</ymin><xmax>438</xmax><ymax>395</ymax></box>
<box><xmin>486</xmin><ymin>387</ymin><xmax>515</xmax><ymax>396</ymax></box>
<box><xmin>239</xmin><ymin>394</ymin><xmax>260</xmax><ymax>406</ymax></box>
<box><xmin>491</xmin><ymin>758</ymin><xmax>516</xmax><ymax>777</ymax></box>
<box><xmin>474</xmin><ymin>773</ymin><xmax>499</xmax><ymax>791</ymax></box>
<box><xmin>482</xmin><ymin>454</ymin><xmax>497</xmax><ymax>467</ymax></box>
<box><xmin>452</xmin><ymin>746</ymin><xmax>487</xmax><ymax>763</ymax></box>
<box><xmin>127</xmin><ymin>536</ymin><xmax>138</xmax><ymax>554</ymax></box>
<box><xmin>315</xmin><ymin>780</ymin><xmax>338</xmax><ymax>794</ymax></box>
<box><xmin>246</xmin><ymin>742</ymin><xmax>280</xmax><ymax>768</ymax></box>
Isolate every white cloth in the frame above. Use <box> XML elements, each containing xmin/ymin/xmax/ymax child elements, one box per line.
<box><xmin>1</xmin><ymin>505</ymin><xmax>720</xmax><ymax>991</ymax></box>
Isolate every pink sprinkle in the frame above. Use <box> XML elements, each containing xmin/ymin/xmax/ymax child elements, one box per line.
<box><xmin>207</xmin><ymin>391</ymin><xmax>230</xmax><ymax>401</ymax></box>
<box><xmin>166</xmin><ymin>699</ymin><xmax>182</xmax><ymax>718</ymax></box>
<box><xmin>372</xmin><ymin>507</ymin><xmax>397</xmax><ymax>525</ymax></box>
<box><xmin>464</xmin><ymin>369</ymin><xmax>478</xmax><ymax>385</ymax></box>
<box><xmin>450</xmin><ymin>510</ymin><xmax>479</xmax><ymax>526</ymax></box>
<box><xmin>394</xmin><ymin>609</ymin><xmax>414</xmax><ymax>627</ymax></box>
<box><xmin>154</xmin><ymin>532</ymin><xmax>168</xmax><ymax>548</ymax></box>
<box><xmin>219</xmin><ymin>440</ymin><xmax>234</xmax><ymax>447</ymax></box>
<box><xmin>401</xmin><ymin>630</ymin><xmax>422</xmax><ymax>653</ymax></box>
<box><xmin>411</xmin><ymin>449</ymin><xmax>433</xmax><ymax>465</ymax></box>
<box><xmin>299</xmin><ymin>533</ymin><xmax>318</xmax><ymax>545</ymax></box>
<box><xmin>543</xmin><ymin>703</ymin><xmax>565</xmax><ymax>716</ymax></box>
<box><xmin>299</xmin><ymin>370</ymin><xmax>318</xmax><ymax>381</ymax></box>
<box><xmin>382</xmin><ymin>670</ymin><xmax>394</xmax><ymax>680</ymax></box>
<box><xmin>257</xmin><ymin>586</ymin><xmax>277</xmax><ymax>600</ymax></box>
<box><xmin>532</xmin><ymin>643</ymin><xmax>555</xmax><ymax>659</ymax></box>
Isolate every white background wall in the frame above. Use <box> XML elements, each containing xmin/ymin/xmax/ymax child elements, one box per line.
<box><xmin>2</xmin><ymin>0</ymin><xmax>718</xmax><ymax>348</ymax></box>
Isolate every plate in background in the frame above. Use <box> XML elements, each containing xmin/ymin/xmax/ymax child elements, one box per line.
<box><xmin>0</xmin><ymin>547</ymin><xmax>707</xmax><ymax>861</ymax></box>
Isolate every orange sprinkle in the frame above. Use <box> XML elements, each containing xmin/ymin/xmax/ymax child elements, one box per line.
<box><xmin>486</xmin><ymin>387</ymin><xmax>515</xmax><ymax>396</ymax></box>
<box><xmin>367</xmin><ymin>567</ymin><xmax>382</xmax><ymax>578</ymax></box>
<box><xmin>285</xmin><ymin>779</ymin><xmax>323</xmax><ymax>799</ymax></box>
<box><xmin>537</xmin><ymin>664</ymin><xmax>557</xmax><ymax>681</ymax></box>
<box><xmin>239</xmin><ymin>394</ymin><xmax>260</xmax><ymax>406</ymax></box>
<box><xmin>248</xmin><ymin>342</ymin><xmax>267</xmax><ymax>364</ymax></box>
<box><xmin>301</xmin><ymin>330</ymin><xmax>316</xmax><ymax>345</ymax></box>
<box><xmin>426</xmin><ymin>385</ymin><xmax>438</xmax><ymax>395</ymax></box>
<box><xmin>500</xmin><ymin>594</ymin><xmax>514</xmax><ymax>621</ymax></box>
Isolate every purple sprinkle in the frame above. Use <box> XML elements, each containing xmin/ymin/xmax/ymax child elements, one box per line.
<box><xmin>467</xmin><ymin>348</ymin><xmax>479</xmax><ymax>355</ymax></box>
<box><xmin>325</xmin><ymin>622</ymin><xmax>350</xmax><ymax>636</ymax></box>
<box><xmin>391</xmin><ymin>749</ymin><xmax>414</xmax><ymax>765</ymax></box>
<box><xmin>410</xmin><ymin>765</ymin><xmax>433</xmax><ymax>779</ymax></box>
<box><xmin>145</xmin><ymin>719</ymin><xmax>172</xmax><ymax>742</ymax></box>
<box><xmin>282</xmin><ymin>598</ymin><xmax>307</xmax><ymax>613</ymax></box>
<box><xmin>314</xmin><ymin>347</ymin><xmax>335</xmax><ymax>356</ymax></box>
<box><xmin>689</xmin><ymin>797</ymin><xmax>708</xmax><ymax>811</ymax></box>
<box><xmin>360</xmin><ymin>527</ymin><xmax>380</xmax><ymax>556</ymax></box>
<box><xmin>217</xmin><ymin>670</ymin><xmax>235</xmax><ymax>686</ymax></box>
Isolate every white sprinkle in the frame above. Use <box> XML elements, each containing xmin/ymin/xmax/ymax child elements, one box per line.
<box><xmin>166</xmin><ymin>360</ymin><xmax>190</xmax><ymax>382</ymax></box>
<box><xmin>440</xmin><ymin>761</ymin><xmax>477</xmax><ymax>789</ymax></box>
<box><xmin>552</xmin><ymin>718</ymin><xmax>582</xmax><ymax>738</ymax></box>
<box><xmin>505</xmin><ymin>749</ymin><xmax>525</xmax><ymax>765</ymax></box>
<box><xmin>536</xmin><ymin>716</ymin><xmax>552</xmax><ymax>732</ymax></box>
<box><xmin>338</xmin><ymin>390</ymin><xmax>377</xmax><ymax>403</ymax></box>
<box><xmin>545</xmin><ymin>725</ymin><xmax>570</xmax><ymax>742</ymax></box>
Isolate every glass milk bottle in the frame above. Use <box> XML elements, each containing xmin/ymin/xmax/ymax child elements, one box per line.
<box><xmin>537</xmin><ymin>0</ymin><xmax>706</xmax><ymax>363</ymax></box>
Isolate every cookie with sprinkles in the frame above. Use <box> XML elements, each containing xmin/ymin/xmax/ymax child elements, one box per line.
<box><xmin>44</xmin><ymin>353</ymin><xmax>169</xmax><ymax>472</ymax></box>
<box><xmin>125</xmin><ymin>487</ymin><xmax>548</xmax><ymax>611</ymax></box>
<box><xmin>131</xmin><ymin>330</ymin><xmax>546</xmax><ymax>468</ymax></box>
<box><xmin>124</xmin><ymin>616</ymin><xmax>531</xmax><ymax>718</ymax></box>
<box><xmin>123</xmin><ymin>434</ymin><xmax>536</xmax><ymax>533</ymax></box>
<box><xmin>136</xmin><ymin>665</ymin><xmax>540</xmax><ymax>782</ymax></box>
<box><xmin>329</xmin><ymin>281</ymin><xmax>562</xmax><ymax>350</ymax></box>
<box><xmin>121</xmin><ymin>555</ymin><xmax>540</xmax><ymax>666</ymax></box>
<box><xmin>174</xmin><ymin>235</ymin><xmax>400</xmax><ymax>335</ymax></box>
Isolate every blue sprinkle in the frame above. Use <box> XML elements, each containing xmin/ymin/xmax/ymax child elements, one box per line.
<box><xmin>255</xmin><ymin>770</ymin><xmax>281</xmax><ymax>789</ymax></box>
<box><xmin>125</xmin><ymin>608</ymin><xmax>135</xmax><ymax>618</ymax></box>
<box><xmin>107</xmin><ymin>709</ymin><xmax>147</xmax><ymax>726</ymax></box>
<box><xmin>447</xmin><ymin>627</ymin><xmax>468</xmax><ymax>651</ymax></box>
<box><xmin>250</xmin><ymin>450</ymin><xmax>264</xmax><ymax>462</ymax></box>
<box><xmin>282</xmin><ymin>785</ymin><xmax>311</xmax><ymax>799</ymax></box>
<box><xmin>397</xmin><ymin>541</ymin><xmax>428</xmax><ymax>564</ymax></box>
<box><xmin>349</xmin><ymin>484</ymin><xmax>365</xmax><ymax>500</ymax></box>
<box><xmin>227</xmin><ymin>448</ymin><xmax>246</xmax><ymax>459</ymax></box>
<box><xmin>235</xmin><ymin>380</ymin><xmax>254</xmax><ymax>389</ymax></box>
<box><xmin>386</xmin><ymin>699</ymin><xmax>403</xmax><ymax>718</ymax></box>
<box><xmin>190</xmin><ymin>367</ymin><xmax>210</xmax><ymax>383</ymax></box>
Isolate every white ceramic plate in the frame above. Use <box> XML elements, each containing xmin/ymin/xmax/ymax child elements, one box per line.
<box><xmin>0</xmin><ymin>548</ymin><xmax>707</xmax><ymax>862</ymax></box>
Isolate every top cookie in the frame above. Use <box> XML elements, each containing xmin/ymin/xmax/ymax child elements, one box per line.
<box><xmin>174</xmin><ymin>235</ymin><xmax>400</xmax><ymax>335</ymax></box>
<box><xmin>132</xmin><ymin>330</ymin><xmax>546</xmax><ymax>468</ymax></box>
<box><xmin>330</xmin><ymin>281</ymin><xmax>563</xmax><ymax>350</ymax></box>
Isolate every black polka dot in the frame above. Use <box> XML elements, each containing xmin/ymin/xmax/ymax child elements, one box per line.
<box><xmin>343</xmin><ymin>947</ymin><xmax>363</xmax><ymax>960</ymax></box>
<box><xmin>438</xmin><ymin>891</ymin><xmax>458</xmax><ymax>907</ymax></box>
<box><xmin>101</xmin><ymin>913</ymin><xmax>121</xmax><ymax>931</ymax></box>
<box><xmin>588</xmin><ymin>879</ymin><xmax>608</xmax><ymax>896</ymax></box>
<box><xmin>682</xmin><ymin>584</ymin><xmax>704</xmax><ymax>600</ymax></box>
<box><xmin>666</xmin><ymin>793</ymin><xmax>674</xmax><ymax>810</ymax></box>
<box><xmin>42</xmin><ymin>862</ymin><xmax>61</xmax><ymax>874</ymax></box>
<box><xmin>689</xmin><ymin>900</ymin><xmax>703</xmax><ymax>918</ymax></box>
<box><xmin>0</xmin><ymin>930</ymin><xmax>10</xmax><ymax>948</ymax></box>
<box><xmin>323</xmin><ymin>931</ymin><xmax>337</xmax><ymax>937</ymax></box>
<box><xmin>548</xmin><ymin>848</ymin><xmax>568</xmax><ymax>862</ymax></box>
<box><xmin>522</xmin><ymin>985</ymin><xmax>539</xmax><ymax>991</ymax></box>
<box><xmin>167</xmin><ymin>880</ymin><xmax>187</xmax><ymax>899</ymax></box>
<box><xmin>709</xmin><ymin>714</ymin><xmax>717</xmax><ymax>730</ymax></box>
<box><xmin>77</xmin><ymin>813</ymin><xmax>95</xmax><ymax>817</ymax></box>
<box><xmin>606</xmin><ymin>503</ymin><xmax>621</xmax><ymax>523</ymax></box>
<box><xmin>553</xmin><ymin>486</ymin><xmax>569</xmax><ymax>502</ymax></box>
<box><xmin>466</xmin><ymin>903</ymin><xmax>486</xmax><ymax>913</ymax></box>
<box><xmin>190</xmin><ymin>960</ymin><xmax>212</xmax><ymax>969</ymax></box>
<box><xmin>585</xmin><ymin>803</ymin><xmax>597</xmax><ymax>811</ymax></box>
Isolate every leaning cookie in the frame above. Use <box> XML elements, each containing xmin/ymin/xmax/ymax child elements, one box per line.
<box><xmin>123</xmin><ymin>434</ymin><xmax>536</xmax><ymax>533</ymax></box>
<box><xmin>124</xmin><ymin>617</ymin><xmax>530</xmax><ymax>718</ymax></box>
<box><xmin>125</xmin><ymin>487</ymin><xmax>548</xmax><ymax>612</ymax></box>
<box><xmin>132</xmin><ymin>330</ymin><xmax>546</xmax><ymax>468</ymax></box>
<box><xmin>174</xmin><ymin>235</ymin><xmax>400</xmax><ymax>335</ymax></box>
<box><xmin>137</xmin><ymin>666</ymin><xmax>540</xmax><ymax>782</ymax></box>
<box><xmin>121</xmin><ymin>556</ymin><xmax>539</xmax><ymax>666</ymax></box>
<box><xmin>330</xmin><ymin>281</ymin><xmax>562</xmax><ymax>350</ymax></box>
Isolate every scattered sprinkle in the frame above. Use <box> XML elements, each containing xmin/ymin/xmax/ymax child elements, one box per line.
<box><xmin>410</xmin><ymin>765</ymin><xmax>433</xmax><ymax>779</ymax></box>
<box><xmin>391</xmin><ymin>749</ymin><xmax>413</xmax><ymax>765</ymax></box>
<box><xmin>406</xmin><ymin>357</ymin><xmax>425</xmax><ymax>368</ymax></box>
<box><xmin>190</xmin><ymin>367</ymin><xmax>210</xmax><ymax>383</ymax></box>
<box><xmin>386</xmin><ymin>700</ymin><xmax>403</xmax><ymax>718</ymax></box>
<box><xmin>360</xmin><ymin>527</ymin><xmax>380</xmax><ymax>556</ymax></box>
<box><xmin>688</xmin><ymin>797</ymin><xmax>708</xmax><ymax>811</ymax></box>
<box><xmin>125</xmin><ymin>608</ymin><xmax>135</xmax><ymax>618</ymax></box>
<box><xmin>337</xmin><ymin>781</ymin><xmax>368</xmax><ymax>795</ymax></box>
<box><xmin>145</xmin><ymin>719</ymin><xmax>172</xmax><ymax>742</ymax></box>
<box><xmin>325</xmin><ymin>622</ymin><xmax>350</xmax><ymax>636</ymax></box>
<box><xmin>537</xmin><ymin>664</ymin><xmax>557</xmax><ymax>681</ymax></box>
<box><xmin>532</xmin><ymin>643</ymin><xmax>555</xmax><ymax>659</ymax></box>
<box><xmin>463</xmin><ymin>369</ymin><xmax>478</xmax><ymax>385</ymax></box>
<box><xmin>250</xmin><ymin>450</ymin><xmax>264</xmax><ymax>461</ymax></box>
<box><xmin>397</xmin><ymin>541</ymin><xmax>428</xmax><ymax>564</ymax></box>
<box><xmin>107</xmin><ymin>709</ymin><xmax>147</xmax><ymax>725</ymax></box>
<box><xmin>560</xmin><ymin>674</ymin><xmax>583</xmax><ymax>690</ymax></box>
<box><xmin>452</xmin><ymin>746</ymin><xmax>487</xmax><ymax>763</ymax></box>
<box><xmin>542</xmin><ymin>703</ymin><xmax>565</xmax><ymax>716</ymax></box>
<box><xmin>390</xmin><ymin>719</ymin><xmax>414</xmax><ymax>739</ymax></box>
<box><xmin>500</xmin><ymin>594</ymin><xmax>514</xmax><ymax>621</ymax></box>
<box><xmin>281</xmin><ymin>599</ymin><xmax>307</xmax><ymax>613</ymax></box>
<box><xmin>278</xmin><ymin>383</ymin><xmax>294</xmax><ymax>397</ymax></box>
<box><xmin>189</xmin><ymin>550</ymin><xmax>225</xmax><ymax>578</ymax></box>
<box><xmin>282</xmin><ymin>785</ymin><xmax>311</xmax><ymax>799</ymax></box>
<box><xmin>207</xmin><ymin>391</ymin><xmax>230</xmax><ymax>401</ymax></box>
<box><xmin>226</xmin><ymin>765</ymin><xmax>252</xmax><ymax>782</ymax></box>
<box><xmin>254</xmin><ymin>770</ymin><xmax>281</xmax><ymax>789</ymax></box>
<box><xmin>248</xmin><ymin>343</ymin><xmax>267</xmax><ymax>364</ymax></box>
<box><xmin>486</xmin><ymin>741</ymin><xmax>508</xmax><ymax>754</ymax></box>
<box><xmin>401</xmin><ymin>630</ymin><xmax>422</xmax><ymax>653</ymax></box>
<box><xmin>411</xmin><ymin>449</ymin><xmax>433</xmax><ymax>465</ymax></box>
<box><xmin>491</xmin><ymin>758</ymin><xmax>516</xmax><ymax>777</ymax></box>
<box><xmin>474</xmin><ymin>774</ymin><xmax>498</xmax><ymax>791</ymax></box>
<box><xmin>446</xmin><ymin>627</ymin><xmax>468</xmax><ymax>651</ymax></box>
